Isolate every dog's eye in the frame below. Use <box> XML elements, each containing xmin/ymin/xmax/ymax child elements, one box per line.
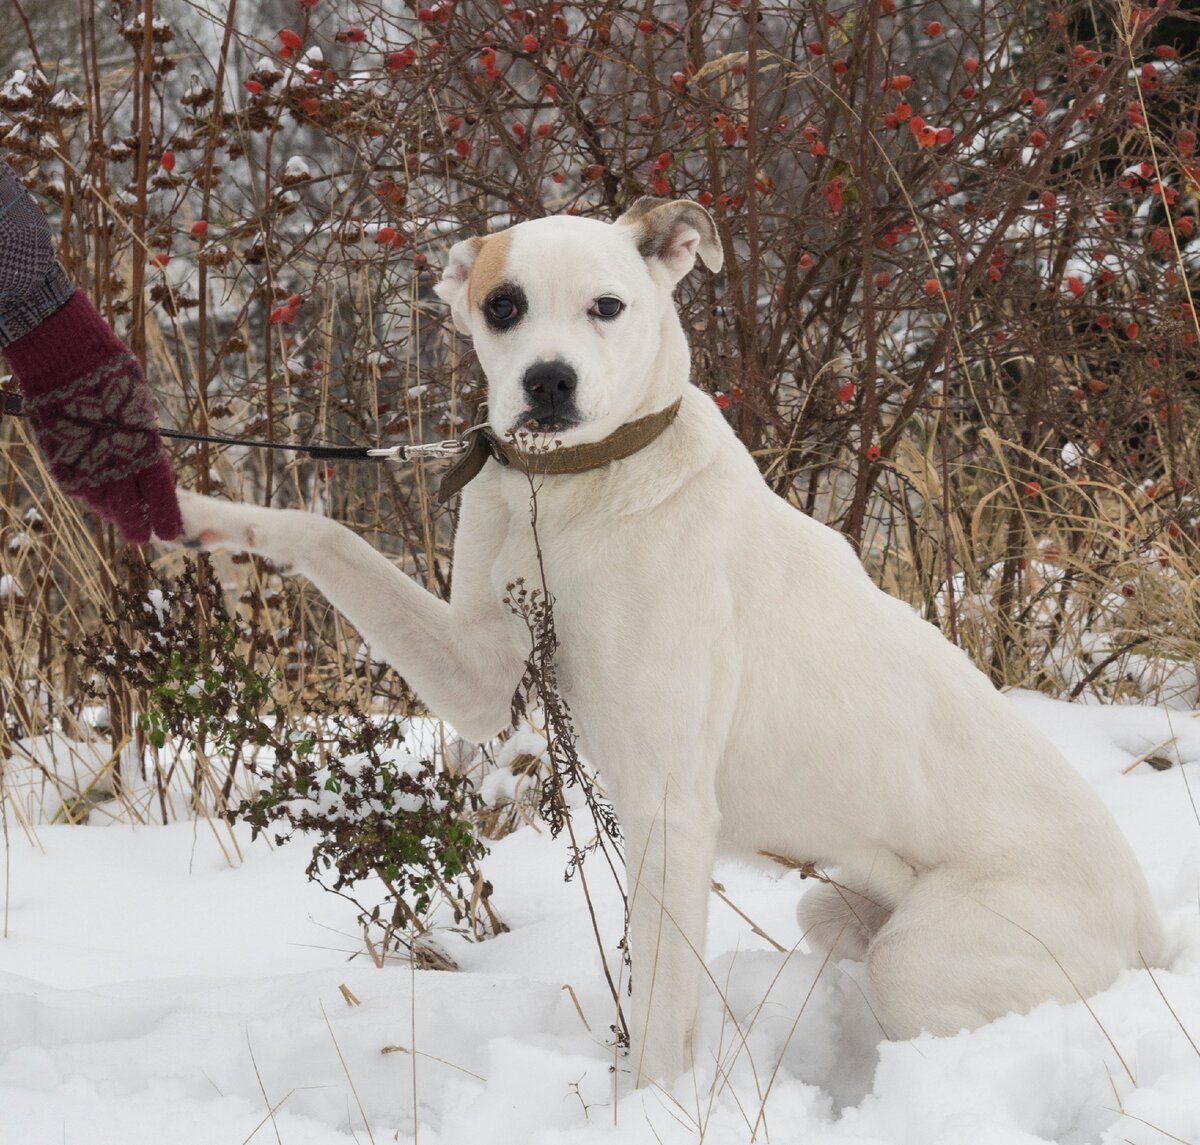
<box><xmin>486</xmin><ymin>296</ymin><xmax>519</xmax><ymax>324</ymax></box>
<box><xmin>591</xmin><ymin>296</ymin><xmax>624</xmax><ymax>320</ymax></box>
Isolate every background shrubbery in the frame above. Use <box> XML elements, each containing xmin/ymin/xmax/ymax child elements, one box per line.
<box><xmin>1</xmin><ymin>0</ymin><xmax>1198</xmax><ymax>824</ymax></box>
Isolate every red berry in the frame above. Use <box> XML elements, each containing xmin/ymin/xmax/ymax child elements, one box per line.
<box><xmin>891</xmin><ymin>74</ymin><xmax>912</xmax><ymax>91</ymax></box>
<box><xmin>638</xmin><ymin>18</ymin><xmax>654</xmax><ymax>32</ymax></box>
<box><xmin>1028</xmin><ymin>129</ymin><xmax>1048</xmax><ymax>148</ymax></box>
<box><xmin>837</xmin><ymin>381</ymin><xmax>856</xmax><ymax>402</ymax></box>
<box><xmin>149</xmin><ymin>252</ymin><xmax>170</xmax><ymax>268</ymax></box>
<box><xmin>344</xmin><ymin>26</ymin><xmax>366</xmax><ymax>43</ymax></box>
<box><xmin>713</xmin><ymin>392</ymin><xmax>730</xmax><ymax>409</ymax></box>
<box><xmin>924</xmin><ymin>277</ymin><xmax>941</xmax><ymax>296</ymax></box>
<box><xmin>926</xmin><ymin>20</ymin><xmax>942</xmax><ymax>35</ymax></box>
<box><xmin>1067</xmin><ymin>276</ymin><xmax>1084</xmax><ymax>297</ymax></box>
<box><xmin>936</xmin><ymin>128</ymin><xmax>953</xmax><ymax>145</ymax></box>
<box><xmin>543</xmin><ymin>82</ymin><xmax>558</xmax><ymax>98</ymax></box>
<box><xmin>1024</xmin><ymin>480</ymin><xmax>1040</xmax><ymax>496</ymax></box>
<box><xmin>866</xmin><ymin>444</ymin><xmax>882</xmax><ymax>462</ymax></box>
<box><xmin>1154</xmin><ymin>45</ymin><xmax>1176</xmax><ymax>59</ymax></box>
<box><xmin>301</xmin><ymin>97</ymin><xmax>320</xmax><ymax>115</ymax></box>
<box><xmin>873</xmin><ymin>271</ymin><xmax>890</xmax><ymax>289</ymax></box>
<box><xmin>160</xmin><ymin>150</ymin><xmax>175</xmax><ymax>172</ymax></box>
<box><xmin>376</xmin><ymin>225</ymin><xmax>397</xmax><ymax>243</ymax></box>
<box><xmin>417</xmin><ymin>7</ymin><xmax>434</xmax><ymax>21</ymax></box>
<box><xmin>454</xmin><ymin>138</ymin><xmax>470</xmax><ymax>157</ymax></box>
<box><xmin>244</xmin><ymin>79</ymin><xmax>263</xmax><ymax>94</ymax></box>
<box><xmin>1125</xmin><ymin>321</ymin><xmax>1140</xmax><ymax>339</ymax></box>
<box><xmin>536</xmin><ymin>123</ymin><xmax>551</xmax><ymax>138</ymax></box>
<box><xmin>190</xmin><ymin>220</ymin><xmax>209</xmax><ymax>237</ymax></box>
<box><xmin>964</xmin><ymin>57</ymin><xmax>979</xmax><ymax>74</ymax></box>
<box><xmin>521</xmin><ymin>33</ymin><xmax>538</xmax><ymax>52</ymax></box>
<box><xmin>807</xmin><ymin>42</ymin><xmax>824</xmax><ymax>57</ymax></box>
<box><xmin>279</xmin><ymin>28</ymin><xmax>302</xmax><ymax>49</ymax></box>
<box><xmin>1031</xmin><ymin>97</ymin><xmax>1046</xmax><ymax>117</ymax></box>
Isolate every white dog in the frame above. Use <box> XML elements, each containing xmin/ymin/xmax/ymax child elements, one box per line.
<box><xmin>176</xmin><ymin>198</ymin><xmax>1163</xmax><ymax>1086</ymax></box>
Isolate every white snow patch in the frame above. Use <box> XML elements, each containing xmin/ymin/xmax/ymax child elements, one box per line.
<box><xmin>1</xmin><ymin>696</ymin><xmax>1198</xmax><ymax>1143</ymax></box>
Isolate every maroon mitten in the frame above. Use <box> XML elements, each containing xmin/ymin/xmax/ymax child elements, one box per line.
<box><xmin>4</xmin><ymin>291</ymin><xmax>183</xmax><ymax>543</ymax></box>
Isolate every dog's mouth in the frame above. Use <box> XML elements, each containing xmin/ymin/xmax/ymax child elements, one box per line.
<box><xmin>513</xmin><ymin>412</ymin><xmax>579</xmax><ymax>435</ymax></box>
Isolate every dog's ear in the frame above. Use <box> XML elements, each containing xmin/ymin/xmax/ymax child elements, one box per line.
<box><xmin>617</xmin><ymin>197</ymin><xmax>724</xmax><ymax>284</ymax></box>
<box><xmin>434</xmin><ymin>236</ymin><xmax>484</xmax><ymax>334</ymax></box>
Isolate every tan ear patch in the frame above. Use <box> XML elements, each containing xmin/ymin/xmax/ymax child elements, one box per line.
<box><xmin>466</xmin><ymin>230</ymin><xmax>513</xmax><ymax>310</ymax></box>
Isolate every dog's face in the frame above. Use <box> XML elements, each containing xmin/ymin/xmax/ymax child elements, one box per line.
<box><xmin>435</xmin><ymin>198</ymin><xmax>722</xmax><ymax>442</ymax></box>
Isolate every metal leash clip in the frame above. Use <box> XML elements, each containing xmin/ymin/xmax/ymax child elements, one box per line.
<box><xmin>366</xmin><ymin>423</ymin><xmax>493</xmax><ymax>464</ymax></box>
<box><xmin>367</xmin><ymin>440</ymin><xmax>472</xmax><ymax>463</ymax></box>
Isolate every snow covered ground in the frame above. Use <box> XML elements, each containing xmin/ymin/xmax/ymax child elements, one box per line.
<box><xmin>2</xmin><ymin>693</ymin><xmax>1199</xmax><ymax>1144</ymax></box>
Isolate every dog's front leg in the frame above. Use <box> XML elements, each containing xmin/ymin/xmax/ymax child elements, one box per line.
<box><xmin>175</xmin><ymin>489</ymin><xmax>523</xmax><ymax>743</ymax></box>
<box><xmin>620</xmin><ymin>781</ymin><xmax>720</xmax><ymax>1088</ymax></box>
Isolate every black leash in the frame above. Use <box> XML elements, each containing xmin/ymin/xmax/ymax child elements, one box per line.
<box><xmin>0</xmin><ymin>391</ymin><xmax>477</xmax><ymax>464</ymax></box>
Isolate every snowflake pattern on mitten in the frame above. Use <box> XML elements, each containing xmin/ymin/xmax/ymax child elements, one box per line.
<box><xmin>22</xmin><ymin>350</ymin><xmax>165</xmax><ymax>493</ymax></box>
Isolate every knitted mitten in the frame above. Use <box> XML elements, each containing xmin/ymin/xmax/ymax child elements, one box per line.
<box><xmin>0</xmin><ymin>163</ymin><xmax>181</xmax><ymax>543</ymax></box>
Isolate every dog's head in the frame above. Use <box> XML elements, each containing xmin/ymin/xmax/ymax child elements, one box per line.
<box><xmin>434</xmin><ymin>198</ymin><xmax>722</xmax><ymax>441</ymax></box>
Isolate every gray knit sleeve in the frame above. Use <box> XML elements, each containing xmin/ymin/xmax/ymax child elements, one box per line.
<box><xmin>0</xmin><ymin>161</ymin><xmax>75</xmax><ymax>349</ymax></box>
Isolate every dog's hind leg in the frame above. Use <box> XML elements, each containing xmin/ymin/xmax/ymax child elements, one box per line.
<box><xmin>865</xmin><ymin>868</ymin><xmax>1141</xmax><ymax>1039</ymax></box>
<box><xmin>798</xmin><ymin>881</ymin><xmax>893</xmax><ymax>962</ymax></box>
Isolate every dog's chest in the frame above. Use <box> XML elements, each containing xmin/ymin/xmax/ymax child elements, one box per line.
<box><xmin>487</xmin><ymin>499</ymin><xmax>657</xmax><ymax>733</ymax></box>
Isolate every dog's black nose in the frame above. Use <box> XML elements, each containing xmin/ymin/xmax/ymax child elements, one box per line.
<box><xmin>521</xmin><ymin>361</ymin><xmax>579</xmax><ymax>428</ymax></box>
<box><xmin>522</xmin><ymin>360</ymin><xmax>578</xmax><ymax>402</ymax></box>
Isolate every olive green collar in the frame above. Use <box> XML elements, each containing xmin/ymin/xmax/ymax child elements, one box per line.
<box><xmin>437</xmin><ymin>397</ymin><xmax>683</xmax><ymax>504</ymax></box>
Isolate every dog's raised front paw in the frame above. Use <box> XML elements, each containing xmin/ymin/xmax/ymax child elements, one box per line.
<box><xmin>173</xmin><ymin>490</ymin><xmax>286</xmax><ymax>565</ymax></box>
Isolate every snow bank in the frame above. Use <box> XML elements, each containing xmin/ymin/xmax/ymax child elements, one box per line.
<box><xmin>1</xmin><ymin>695</ymin><xmax>1198</xmax><ymax>1143</ymax></box>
